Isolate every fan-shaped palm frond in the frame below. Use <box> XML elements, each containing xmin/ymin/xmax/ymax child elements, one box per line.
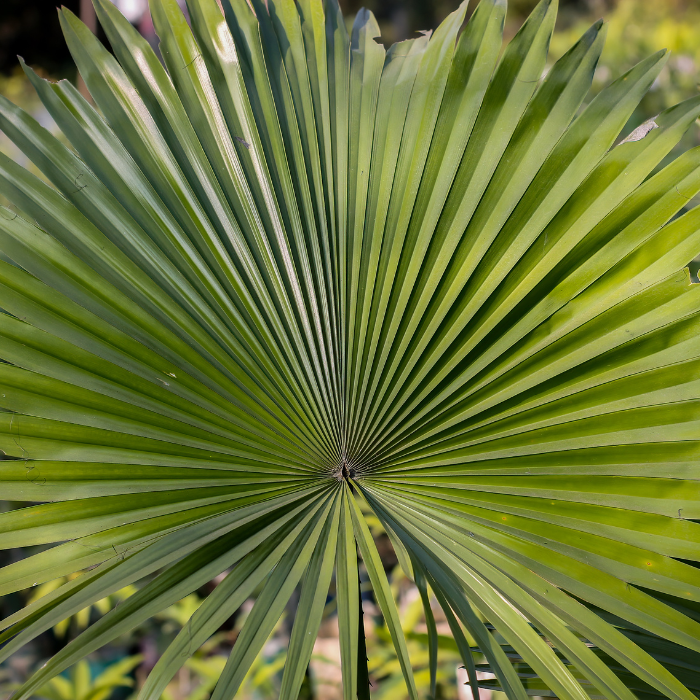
<box><xmin>1</xmin><ymin>0</ymin><xmax>700</xmax><ymax>697</ymax></box>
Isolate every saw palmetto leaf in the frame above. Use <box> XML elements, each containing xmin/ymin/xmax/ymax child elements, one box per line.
<box><xmin>1</xmin><ymin>0</ymin><xmax>700</xmax><ymax>697</ymax></box>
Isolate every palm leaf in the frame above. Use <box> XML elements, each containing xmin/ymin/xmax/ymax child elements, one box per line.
<box><xmin>1</xmin><ymin>0</ymin><xmax>700</xmax><ymax>697</ymax></box>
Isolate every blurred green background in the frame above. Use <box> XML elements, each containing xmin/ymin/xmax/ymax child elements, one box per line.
<box><xmin>1</xmin><ymin>1</ymin><xmax>700</xmax><ymax>699</ymax></box>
